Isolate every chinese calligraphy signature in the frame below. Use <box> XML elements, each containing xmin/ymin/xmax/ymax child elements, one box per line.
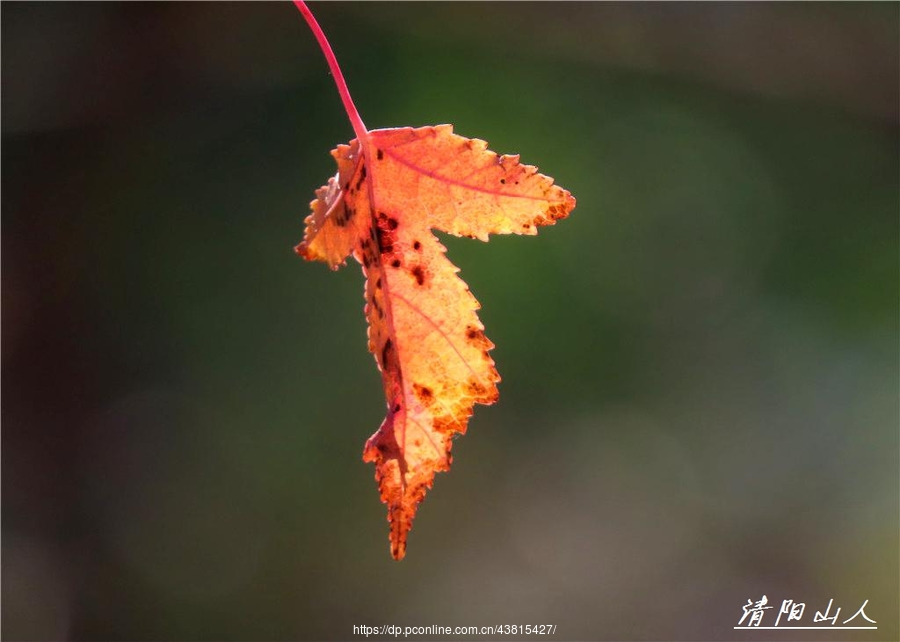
<box><xmin>736</xmin><ymin>596</ymin><xmax>876</xmax><ymax>629</ymax></box>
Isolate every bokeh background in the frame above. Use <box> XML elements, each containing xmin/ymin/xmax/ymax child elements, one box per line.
<box><xmin>3</xmin><ymin>2</ymin><xmax>898</xmax><ymax>641</ymax></box>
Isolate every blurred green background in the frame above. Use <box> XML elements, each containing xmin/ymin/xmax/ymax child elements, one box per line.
<box><xmin>2</xmin><ymin>2</ymin><xmax>897</xmax><ymax>641</ymax></box>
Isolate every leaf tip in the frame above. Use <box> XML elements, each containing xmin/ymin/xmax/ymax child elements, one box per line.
<box><xmin>391</xmin><ymin>536</ymin><xmax>407</xmax><ymax>561</ymax></box>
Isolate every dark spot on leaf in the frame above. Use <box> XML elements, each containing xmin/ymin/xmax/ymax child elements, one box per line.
<box><xmin>413</xmin><ymin>241</ymin><xmax>421</xmax><ymax>251</ymax></box>
<box><xmin>391</xmin><ymin>259</ymin><xmax>401</xmax><ymax>268</ymax></box>
<box><xmin>381</xmin><ymin>339</ymin><xmax>393</xmax><ymax>368</ymax></box>
<box><xmin>376</xmin><ymin>211</ymin><xmax>398</xmax><ymax>255</ymax></box>
<box><xmin>465</xmin><ymin>325</ymin><xmax>490</xmax><ymax>350</ymax></box>
<box><xmin>466</xmin><ymin>379</ymin><xmax>488</xmax><ymax>397</ymax></box>
<box><xmin>411</xmin><ymin>265</ymin><xmax>425</xmax><ymax>286</ymax></box>
<box><xmin>370</xmin><ymin>298</ymin><xmax>384</xmax><ymax>321</ymax></box>
<box><xmin>500</xmin><ymin>178</ymin><xmax>506</xmax><ymax>184</ymax></box>
<box><xmin>393</xmin><ymin>403</ymin><xmax>401</xmax><ymax>413</ymax></box>
<box><xmin>413</xmin><ymin>383</ymin><xmax>434</xmax><ymax>404</ymax></box>
<box><xmin>375</xmin><ymin>277</ymin><xmax>382</xmax><ymax>290</ymax></box>
<box><xmin>377</xmin><ymin>149</ymin><xmax>384</xmax><ymax>161</ymax></box>
<box><xmin>354</xmin><ymin>166</ymin><xmax>367</xmax><ymax>192</ymax></box>
<box><xmin>548</xmin><ymin>203</ymin><xmax>569</xmax><ymax>219</ymax></box>
<box><xmin>370</xmin><ymin>296</ymin><xmax>384</xmax><ymax>319</ymax></box>
<box><xmin>377</xmin><ymin>229</ymin><xmax>394</xmax><ymax>255</ymax></box>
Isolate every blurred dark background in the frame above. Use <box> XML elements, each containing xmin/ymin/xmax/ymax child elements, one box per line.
<box><xmin>3</xmin><ymin>2</ymin><xmax>898</xmax><ymax>641</ymax></box>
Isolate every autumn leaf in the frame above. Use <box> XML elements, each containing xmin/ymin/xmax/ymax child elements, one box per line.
<box><xmin>293</xmin><ymin>1</ymin><xmax>576</xmax><ymax>560</ymax></box>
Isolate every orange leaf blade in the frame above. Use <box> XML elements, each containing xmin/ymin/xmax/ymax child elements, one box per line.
<box><xmin>298</xmin><ymin>125</ymin><xmax>575</xmax><ymax>559</ymax></box>
<box><xmin>369</xmin><ymin>125</ymin><xmax>575</xmax><ymax>240</ymax></box>
<box><xmin>295</xmin><ymin>141</ymin><xmax>364</xmax><ymax>269</ymax></box>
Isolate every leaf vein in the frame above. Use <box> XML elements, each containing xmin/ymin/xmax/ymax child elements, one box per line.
<box><xmin>382</xmin><ymin>147</ymin><xmax>548</xmax><ymax>201</ymax></box>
